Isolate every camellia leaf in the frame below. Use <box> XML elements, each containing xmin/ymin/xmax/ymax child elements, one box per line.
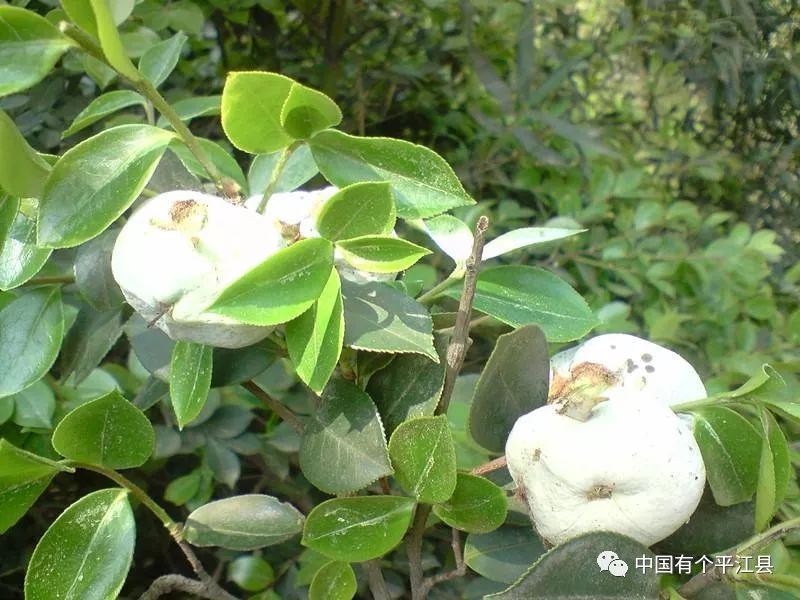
<box><xmin>0</xmin><ymin>287</ymin><xmax>64</xmax><ymax>398</ymax></box>
<box><xmin>52</xmin><ymin>391</ymin><xmax>155</xmax><ymax>469</ymax></box>
<box><xmin>0</xmin><ymin>6</ymin><xmax>73</xmax><ymax>97</ymax></box>
<box><xmin>309</xmin><ymin>561</ymin><xmax>357</xmax><ymax>600</ymax></box>
<box><xmin>0</xmin><ymin>110</ymin><xmax>51</xmax><ymax>197</ymax></box>
<box><xmin>280</xmin><ymin>81</ymin><xmax>343</xmax><ymax>139</ymax></box>
<box><xmin>157</xmin><ymin>95</ymin><xmax>221</xmax><ymax>127</ymax></box>
<box><xmin>486</xmin><ymin>531</ymin><xmax>658</xmax><ymax>599</ymax></box>
<box><xmin>337</xmin><ymin>235</ymin><xmax>431</xmax><ymax>273</ymax></box>
<box><xmin>170</xmin><ymin>137</ymin><xmax>247</xmax><ymax>191</ymax></box>
<box><xmin>60</xmin><ymin>305</ymin><xmax>125</xmax><ymax>385</ymax></box>
<box><xmin>138</xmin><ymin>31</ymin><xmax>187</xmax><ymax>87</ymax></box>
<box><xmin>388</xmin><ymin>415</ymin><xmax>457</xmax><ymax>503</ymax></box>
<box><xmin>692</xmin><ymin>407</ymin><xmax>762</xmax><ymax>506</ymax></box>
<box><xmin>444</xmin><ymin>265</ymin><xmax>597</xmax><ymax>342</ymax></box>
<box><xmin>302</xmin><ymin>495</ymin><xmax>415</xmax><ymax>562</ymax></box>
<box><xmin>38</xmin><ymin>124</ymin><xmax>174</xmax><ymax>248</ymax></box>
<box><xmin>247</xmin><ymin>144</ymin><xmax>318</xmax><ymax>195</ymax></box>
<box><xmin>341</xmin><ymin>280</ymin><xmax>438</xmax><ymax>360</ymax></box>
<box><xmin>207</xmin><ymin>238</ymin><xmax>334</xmax><ymax>326</ymax></box>
<box><xmin>299</xmin><ymin>378</ymin><xmax>392</xmax><ymax>494</ymax></box>
<box><xmin>419</xmin><ymin>214</ymin><xmax>473</xmax><ymax>267</ymax></box>
<box><xmin>432</xmin><ymin>473</ymin><xmax>507</xmax><ymax>533</ymax></box>
<box><xmin>482</xmin><ymin>227</ymin><xmax>585</xmax><ymax>260</ymax></box>
<box><xmin>227</xmin><ymin>555</ymin><xmax>274</xmax><ymax>592</ymax></box>
<box><xmin>0</xmin><ymin>439</ymin><xmax>72</xmax><ymax>534</ymax></box>
<box><xmin>73</xmin><ymin>226</ymin><xmax>126</xmax><ymax>310</ymax></box>
<box><xmin>25</xmin><ymin>488</ymin><xmax>136</xmax><ymax>600</ymax></box>
<box><xmin>62</xmin><ymin>90</ymin><xmax>146</xmax><ymax>138</ymax></box>
<box><xmin>89</xmin><ymin>0</ymin><xmax>139</xmax><ymax>81</ymax></box>
<box><xmin>464</xmin><ymin>525</ymin><xmax>547</xmax><ymax>584</ymax></box>
<box><xmin>183</xmin><ymin>494</ymin><xmax>304</xmax><ymax>550</ymax></box>
<box><xmin>309</xmin><ymin>129</ymin><xmax>475</xmax><ymax>219</ymax></box>
<box><xmin>469</xmin><ymin>325</ymin><xmax>549</xmax><ymax>453</ymax></box>
<box><xmin>12</xmin><ymin>380</ymin><xmax>55</xmax><ymax>429</ymax></box>
<box><xmin>286</xmin><ymin>269</ymin><xmax>344</xmax><ymax>394</ymax></box>
<box><xmin>170</xmin><ymin>341</ymin><xmax>213</xmax><ymax>429</ymax></box>
<box><xmin>0</xmin><ymin>198</ymin><xmax>52</xmax><ymax>290</ymax></box>
<box><xmin>316</xmin><ymin>181</ymin><xmax>396</xmax><ymax>241</ymax></box>
<box><xmin>754</xmin><ymin>408</ymin><xmax>790</xmax><ymax>531</ymax></box>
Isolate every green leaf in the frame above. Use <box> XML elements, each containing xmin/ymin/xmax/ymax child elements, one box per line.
<box><xmin>52</xmin><ymin>391</ymin><xmax>155</xmax><ymax>469</ymax></box>
<box><xmin>445</xmin><ymin>265</ymin><xmax>597</xmax><ymax>342</ymax></box>
<box><xmin>0</xmin><ymin>439</ymin><xmax>71</xmax><ymax>534</ymax></box>
<box><xmin>12</xmin><ymin>380</ymin><xmax>55</xmax><ymax>429</ymax></box>
<box><xmin>692</xmin><ymin>407</ymin><xmax>762</xmax><ymax>506</ymax></box>
<box><xmin>337</xmin><ymin>235</ymin><xmax>431</xmax><ymax>273</ymax></box>
<box><xmin>183</xmin><ymin>494</ymin><xmax>304</xmax><ymax>550</ymax></box>
<box><xmin>432</xmin><ymin>473</ymin><xmax>507</xmax><ymax>533</ymax></box>
<box><xmin>62</xmin><ymin>90</ymin><xmax>146</xmax><ymax>138</ymax></box>
<box><xmin>286</xmin><ymin>269</ymin><xmax>344</xmax><ymax>394</ymax></box>
<box><xmin>309</xmin><ymin>561</ymin><xmax>357</xmax><ymax>600</ymax></box>
<box><xmin>309</xmin><ymin>129</ymin><xmax>475</xmax><ymax>219</ymax></box>
<box><xmin>205</xmin><ymin>437</ymin><xmax>240</xmax><ymax>488</ymax></box>
<box><xmin>73</xmin><ymin>226</ymin><xmax>126</xmax><ymax>310</ymax></box>
<box><xmin>469</xmin><ymin>325</ymin><xmax>549</xmax><ymax>453</ymax></box>
<box><xmin>388</xmin><ymin>415</ymin><xmax>457</xmax><ymax>503</ymax></box>
<box><xmin>170</xmin><ymin>341</ymin><xmax>213</xmax><ymax>429</ymax></box>
<box><xmin>227</xmin><ymin>556</ymin><xmax>274</xmax><ymax>592</ymax></box>
<box><xmin>138</xmin><ymin>31</ymin><xmax>186</xmax><ymax>87</ymax></box>
<box><xmin>280</xmin><ymin>81</ymin><xmax>343</xmax><ymax>139</ymax></box>
<box><xmin>754</xmin><ymin>409</ymin><xmax>790</xmax><ymax>531</ymax></box>
<box><xmin>0</xmin><ymin>198</ymin><xmax>52</xmax><ymax>290</ymax></box>
<box><xmin>302</xmin><ymin>495</ymin><xmax>415</xmax><ymax>562</ymax></box>
<box><xmin>0</xmin><ymin>287</ymin><xmax>64</xmax><ymax>398</ymax></box>
<box><xmin>0</xmin><ymin>6</ymin><xmax>73</xmax><ymax>97</ymax></box>
<box><xmin>38</xmin><ymin>124</ymin><xmax>174</xmax><ymax>248</ymax></box>
<box><xmin>157</xmin><ymin>95</ymin><xmax>221</xmax><ymax>127</ymax></box>
<box><xmin>464</xmin><ymin>526</ymin><xmax>546</xmax><ymax>584</ymax></box>
<box><xmin>0</xmin><ymin>110</ymin><xmax>51</xmax><ymax>197</ymax></box>
<box><xmin>89</xmin><ymin>0</ymin><xmax>139</xmax><ymax>80</ymax></box>
<box><xmin>300</xmin><ymin>378</ymin><xmax>392</xmax><ymax>494</ymax></box>
<box><xmin>207</xmin><ymin>238</ymin><xmax>334</xmax><ymax>326</ymax></box>
<box><xmin>482</xmin><ymin>227</ymin><xmax>585</xmax><ymax>260</ymax></box>
<box><xmin>486</xmin><ymin>531</ymin><xmax>659</xmax><ymax>599</ymax></box>
<box><xmin>341</xmin><ymin>280</ymin><xmax>437</xmax><ymax>360</ymax></box>
<box><xmin>419</xmin><ymin>214</ymin><xmax>473</xmax><ymax>266</ymax></box>
<box><xmin>170</xmin><ymin>137</ymin><xmax>247</xmax><ymax>190</ymax></box>
<box><xmin>164</xmin><ymin>469</ymin><xmax>201</xmax><ymax>506</ymax></box>
<box><xmin>247</xmin><ymin>144</ymin><xmax>318</xmax><ymax>195</ymax></box>
<box><xmin>60</xmin><ymin>306</ymin><xmax>125</xmax><ymax>385</ymax></box>
<box><xmin>211</xmin><ymin>344</ymin><xmax>275</xmax><ymax>388</ymax></box>
<box><xmin>316</xmin><ymin>182</ymin><xmax>396</xmax><ymax>242</ymax></box>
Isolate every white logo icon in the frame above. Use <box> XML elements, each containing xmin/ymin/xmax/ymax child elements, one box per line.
<box><xmin>597</xmin><ymin>551</ymin><xmax>628</xmax><ymax>577</ymax></box>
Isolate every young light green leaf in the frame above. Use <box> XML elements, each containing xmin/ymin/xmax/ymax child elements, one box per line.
<box><xmin>52</xmin><ymin>391</ymin><xmax>155</xmax><ymax>469</ymax></box>
<box><xmin>754</xmin><ymin>408</ymin><xmax>790</xmax><ymax>531</ymax></box>
<box><xmin>0</xmin><ymin>287</ymin><xmax>64</xmax><ymax>398</ymax></box>
<box><xmin>89</xmin><ymin>0</ymin><xmax>140</xmax><ymax>80</ymax></box>
<box><xmin>170</xmin><ymin>341</ymin><xmax>213</xmax><ymax>429</ymax></box>
<box><xmin>24</xmin><ymin>488</ymin><xmax>135</xmax><ymax>600</ymax></box>
<box><xmin>138</xmin><ymin>31</ymin><xmax>187</xmax><ymax>87</ymax></box>
<box><xmin>482</xmin><ymin>227</ymin><xmax>585</xmax><ymax>260</ymax></box>
<box><xmin>183</xmin><ymin>494</ymin><xmax>304</xmax><ymax>550</ymax></box>
<box><xmin>280</xmin><ymin>81</ymin><xmax>342</xmax><ymax>139</ymax></box>
<box><xmin>0</xmin><ymin>6</ymin><xmax>73</xmax><ymax>96</ymax></box>
<box><xmin>309</xmin><ymin>562</ymin><xmax>357</xmax><ymax>600</ymax></box>
<box><xmin>170</xmin><ymin>137</ymin><xmax>247</xmax><ymax>190</ymax></box>
<box><xmin>337</xmin><ymin>235</ymin><xmax>431</xmax><ymax>273</ymax></box>
<box><xmin>207</xmin><ymin>238</ymin><xmax>334</xmax><ymax>326</ymax></box>
<box><xmin>247</xmin><ymin>144</ymin><xmax>318</xmax><ymax>195</ymax></box>
<box><xmin>38</xmin><ymin>124</ymin><xmax>174</xmax><ymax>248</ymax></box>
<box><xmin>692</xmin><ymin>407</ymin><xmax>762</xmax><ymax>506</ymax></box>
<box><xmin>286</xmin><ymin>269</ymin><xmax>344</xmax><ymax>393</ymax></box>
<box><xmin>302</xmin><ymin>496</ymin><xmax>415</xmax><ymax>562</ymax></box>
<box><xmin>157</xmin><ymin>95</ymin><xmax>221</xmax><ymax>127</ymax></box>
<box><xmin>227</xmin><ymin>555</ymin><xmax>275</xmax><ymax>592</ymax></box>
<box><xmin>62</xmin><ymin>90</ymin><xmax>146</xmax><ymax>138</ymax></box>
<box><xmin>432</xmin><ymin>473</ymin><xmax>507</xmax><ymax>533</ymax></box>
<box><xmin>316</xmin><ymin>182</ymin><xmax>396</xmax><ymax>242</ymax></box>
<box><xmin>0</xmin><ymin>110</ymin><xmax>51</xmax><ymax>197</ymax></box>
<box><xmin>464</xmin><ymin>526</ymin><xmax>547</xmax><ymax>584</ymax></box>
<box><xmin>469</xmin><ymin>325</ymin><xmax>549</xmax><ymax>453</ymax></box>
<box><xmin>444</xmin><ymin>265</ymin><xmax>597</xmax><ymax>342</ymax></box>
<box><xmin>0</xmin><ymin>440</ymin><xmax>71</xmax><ymax>534</ymax></box>
<box><xmin>388</xmin><ymin>415</ymin><xmax>457</xmax><ymax>503</ymax></box>
<box><xmin>341</xmin><ymin>280</ymin><xmax>438</xmax><ymax>360</ymax></box>
<box><xmin>309</xmin><ymin>129</ymin><xmax>475</xmax><ymax>219</ymax></box>
<box><xmin>0</xmin><ymin>198</ymin><xmax>52</xmax><ymax>290</ymax></box>
<box><xmin>12</xmin><ymin>381</ymin><xmax>55</xmax><ymax>429</ymax></box>
<box><xmin>300</xmin><ymin>378</ymin><xmax>392</xmax><ymax>494</ymax></box>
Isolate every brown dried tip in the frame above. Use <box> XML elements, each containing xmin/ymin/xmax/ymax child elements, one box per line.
<box><xmin>221</xmin><ymin>177</ymin><xmax>242</xmax><ymax>201</ymax></box>
<box><xmin>549</xmin><ymin>361</ymin><xmax>618</xmax><ymax>421</ymax></box>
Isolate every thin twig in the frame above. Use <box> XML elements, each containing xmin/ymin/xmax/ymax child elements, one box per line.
<box><xmin>242</xmin><ymin>380</ymin><xmax>305</xmax><ymax>434</ymax></box>
<box><xmin>407</xmin><ymin>505</ymin><xmax>433</xmax><ymax>600</ymax></box>
<box><xmin>364</xmin><ymin>560</ymin><xmax>392</xmax><ymax>600</ymax></box>
<box><xmin>471</xmin><ymin>456</ymin><xmax>507</xmax><ymax>476</ymax></box>
<box><xmin>138</xmin><ymin>574</ymin><xmax>238</xmax><ymax>600</ymax></box>
<box><xmin>422</xmin><ymin>529</ymin><xmax>467</xmax><ymax>594</ymax></box>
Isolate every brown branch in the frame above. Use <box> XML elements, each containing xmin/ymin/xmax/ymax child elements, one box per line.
<box><xmin>471</xmin><ymin>455</ymin><xmax>507</xmax><ymax>476</ymax></box>
<box><xmin>421</xmin><ymin>529</ymin><xmax>468</xmax><ymax>595</ymax></box>
<box><xmin>138</xmin><ymin>574</ymin><xmax>239</xmax><ymax>600</ymax></box>
<box><xmin>407</xmin><ymin>504</ymin><xmax>433</xmax><ymax>600</ymax></box>
<box><xmin>364</xmin><ymin>560</ymin><xmax>392</xmax><ymax>600</ymax></box>
<box><xmin>242</xmin><ymin>380</ymin><xmax>304</xmax><ymax>434</ymax></box>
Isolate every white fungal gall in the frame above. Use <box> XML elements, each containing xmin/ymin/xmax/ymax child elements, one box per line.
<box><xmin>505</xmin><ymin>396</ymin><xmax>706</xmax><ymax>547</ymax></box>
<box><xmin>112</xmin><ymin>190</ymin><xmax>285</xmax><ymax>348</ymax></box>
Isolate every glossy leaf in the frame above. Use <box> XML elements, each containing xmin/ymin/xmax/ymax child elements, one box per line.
<box><xmin>302</xmin><ymin>496</ymin><xmax>415</xmax><ymax>562</ymax></box>
<box><xmin>0</xmin><ymin>6</ymin><xmax>73</xmax><ymax>96</ymax></box>
<box><xmin>170</xmin><ymin>341</ymin><xmax>213</xmax><ymax>429</ymax></box>
<box><xmin>300</xmin><ymin>378</ymin><xmax>392</xmax><ymax>494</ymax></box>
<box><xmin>0</xmin><ymin>287</ymin><xmax>64</xmax><ymax>398</ymax></box>
<box><xmin>139</xmin><ymin>31</ymin><xmax>186</xmax><ymax>87</ymax></box>
<box><xmin>0</xmin><ymin>109</ymin><xmax>51</xmax><ymax>197</ymax></box>
<box><xmin>184</xmin><ymin>494</ymin><xmax>304</xmax><ymax>550</ymax></box>
<box><xmin>0</xmin><ymin>199</ymin><xmax>52</xmax><ymax>290</ymax></box>
<box><xmin>62</xmin><ymin>90</ymin><xmax>146</xmax><ymax>138</ymax></box>
<box><xmin>420</xmin><ymin>214</ymin><xmax>473</xmax><ymax>266</ymax></box>
<box><xmin>280</xmin><ymin>81</ymin><xmax>342</xmax><ymax>139</ymax></box>
<box><xmin>469</xmin><ymin>325</ymin><xmax>549</xmax><ymax>453</ymax></box>
<box><xmin>52</xmin><ymin>391</ymin><xmax>154</xmax><ymax>469</ymax></box>
<box><xmin>73</xmin><ymin>226</ymin><xmax>126</xmax><ymax>310</ymax></box>
<box><xmin>388</xmin><ymin>415</ymin><xmax>457</xmax><ymax>503</ymax></box>
<box><xmin>211</xmin><ymin>344</ymin><xmax>275</xmax><ymax>388</ymax></box>
<box><xmin>89</xmin><ymin>0</ymin><xmax>139</xmax><ymax>80</ymax></box>
<box><xmin>754</xmin><ymin>408</ymin><xmax>790</xmax><ymax>531</ymax></box>
<box><xmin>286</xmin><ymin>269</ymin><xmax>344</xmax><ymax>394</ymax></box>
<box><xmin>464</xmin><ymin>526</ymin><xmax>547</xmax><ymax>584</ymax></box>
<box><xmin>432</xmin><ymin>473</ymin><xmax>507</xmax><ymax>533</ymax></box>
<box><xmin>12</xmin><ymin>380</ymin><xmax>55</xmax><ymax>429</ymax></box>
<box><xmin>38</xmin><ymin>125</ymin><xmax>174</xmax><ymax>248</ymax></box>
<box><xmin>337</xmin><ymin>235</ymin><xmax>431</xmax><ymax>273</ymax></box>
<box><xmin>247</xmin><ymin>144</ymin><xmax>318</xmax><ymax>195</ymax></box>
<box><xmin>316</xmin><ymin>182</ymin><xmax>396</xmax><ymax>241</ymax></box>
<box><xmin>309</xmin><ymin>561</ymin><xmax>357</xmax><ymax>600</ymax></box>
<box><xmin>227</xmin><ymin>556</ymin><xmax>274</xmax><ymax>592</ymax></box>
<box><xmin>25</xmin><ymin>488</ymin><xmax>135</xmax><ymax>600</ymax></box>
<box><xmin>445</xmin><ymin>265</ymin><xmax>597</xmax><ymax>342</ymax></box>
<box><xmin>341</xmin><ymin>280</ymin><xmax>437</xmax><ymax>360</ymax></box>
<box><xmin>60</xmin><ymin>306</ymin><xmax>125</xmax><ymax>385</ymax></box>
<box><xmin>482</xmin><ymin>227</ymin><xmax>585</xmax><ymax>260</ymax></box>
<box><xmin>170</xmin><ymin>137</ymin><xmax>247</xmax><ymax>190</ymax></box>
<box><xmin>207</xmin><ymin>238</ymin><xmax>334</xmax><ymax>326</ymax></box>
<box><xmin>309</xmin><ymin>129</ymin><xmax>475</xmax><ymax>219</ymax></box>
<box><xmin>157</xmin><ymin>95</ymin><xmax>221</xmax><ymax>127</ymax></box>
<box><xmin>692</xmin><ymin>407</ymin><xmax>762</xmax><ymax>506</ymax></box>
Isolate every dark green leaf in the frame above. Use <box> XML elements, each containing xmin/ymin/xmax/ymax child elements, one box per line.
<box><xmin>755</xmin><ymin>409</ymin><xmax>790</xmax><ymax>531</ymax></box>
<box><xmin>316</xmin><ymin>182</ymin><xmax>396</xmax><ymax>241</ymax></box>
<box><xmin>280</xmin><ymin>81</ymin><xmax>342</xmax><ymax>139</ymax></box>
<box><xmin>60</xmin><ymin>305</ymin><xmax>125</xmax><ymax>385</ymax></box>
<box><xmin>205</xmin><ymin>437</ymin><xmax>240</xmax><ymax>488</ymax></box>
<box><xmin>170</xmin><ymin>341</ymin><xmax>213</xmax><ymax>429</ymax></box>
<box><xmin>337</xmin><ymin>235</ymin><xmax>431</xmax><ymax>273</ymax></box>
<box><xmin>309</xmin><ymin>561</ymin><xmax>356</xmax><ymax>600</ymax></box>
<box><xmin>73</xmin><ymin>226</ymin><xmax>126</xmax><ymax>310</ymax></box>
<box><xmin>0</xmin><ymin>110</ymin><xmax>51</xmax><ymax>197</ymax></box>
<box><xmin>0</xmin><ymin>198</ymin><xmax>52</xmax><ymax>290</ymax></box>
<box><xmin>211</xmin><ymin>344</ymin><xmax>275</xmax><ymax>388</ymax></box>
<box><xmin>139</xmin><ymin>31</ymin><xmax>186</xmax><ymax>87</ymax></box>
<box><xmin>464</xmin><ymin>526</ymin><xmax>546</xmax><ymax>584</ymax></box>
<box><xmin>432</xmin><ymin>473</ymin><xmax>507</xmax><ymax>533</ymax></box>
<box><xmin>62</xmin><ymin>90</ymin><xmax>146</xmax><ymax>138</ymax></box>
<box><xmin>170</xmin><ymin>137</ymin><xmax>247</xmax><ymax>190</ymax></box>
